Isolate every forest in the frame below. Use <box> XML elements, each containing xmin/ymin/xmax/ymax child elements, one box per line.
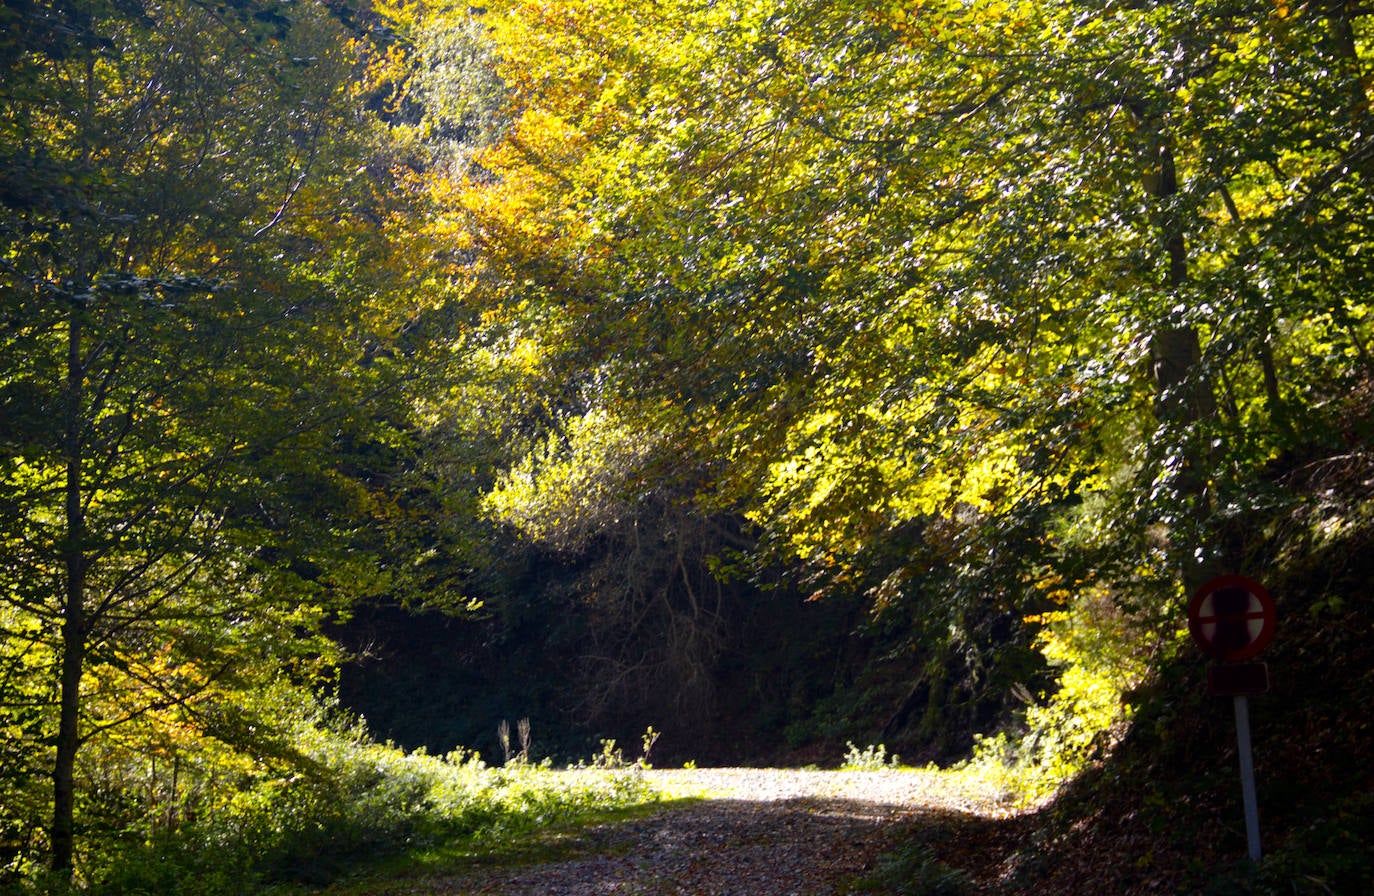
<box><xmin>1</xmin><ymin>0</ymin><xmax>1372</xmax><ymax>892</ymax></box>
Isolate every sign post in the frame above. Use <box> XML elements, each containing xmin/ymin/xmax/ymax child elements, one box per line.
<box><xmin>1232</xmin><ymin>694</ymin><xmax>1260</xmax><ymax>862</ymax></box>
<box><xmin>1187</xmin><ymin>574</ymin><xmax>1277</xmax><ymax>863</ymax></box>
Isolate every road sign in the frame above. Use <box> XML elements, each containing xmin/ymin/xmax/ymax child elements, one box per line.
<box><xmin>1187</xmin><ymin>574</ymin><xmax>1276</xmax><ymax>862</ymax></box>
<box><xmin>1188</xmin><ymin>574</ymin><xmax>1276</xmax><ymax>662</ymax></box>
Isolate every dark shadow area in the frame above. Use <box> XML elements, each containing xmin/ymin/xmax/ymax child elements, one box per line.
<box><xmin>910</xmin><ymin>469</ymin><xmax>1374</xmax><ymax>896</ymax></box>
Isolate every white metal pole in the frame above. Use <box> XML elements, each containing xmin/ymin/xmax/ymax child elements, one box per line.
<box><xmin>1233</xmin><ymin>694</ymin><xmax>1262</xmax><ymax>862</ymax></box>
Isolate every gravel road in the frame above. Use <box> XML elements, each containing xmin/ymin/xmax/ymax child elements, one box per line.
<box><xmin>643</xmin><ymin>767</ymin><xmax>1008</xmax><ymax>813</ymax></box>
<box><xmin>373</xmin><ymin>767</ymin><xmax>1014</xmax><ymax>896</ymax></box>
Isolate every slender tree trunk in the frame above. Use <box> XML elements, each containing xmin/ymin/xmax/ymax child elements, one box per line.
<box><xmin>51</xmin><ymin>50</ymin><xmax>101</xmax><ymax>876</ymax></box>
<box><xmin>1325</xmin><ymin>0</ymin><xmax>1370</xmax><ymax>122</ymax></box>
<box><xmin>52</xmin><ymin>308</ymin><xmax>86</xmax><ymax>874</ymax></box>
<box><xmin>1140</xmin><ymin>128</ymin><xmax>1193</xmax><ymax>342</ymax></box>
<box><xmin>1255</xmin><ymin>334</ymin><xmax>1289</xmax><ymax>433</ymax></box>
<box><xmin>1143</xmin><ymin>137</ymin><xmax>1196</xmax><ymax>387</ymax></box>
<box><xmin>1150</xmin><ymin>326</ymin><xmax>1215</xmax><ymax>423</ymax></box>
<box><xmin>1141</xmin><ymin>128</ymin><xmax>1220</xmax><ymax>592</ymax></box>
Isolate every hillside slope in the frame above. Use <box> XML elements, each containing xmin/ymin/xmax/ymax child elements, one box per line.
<box><xmin>951</xmin><ymin>451</ymin><xmax>1374</xmax><ymax>895</ymax></box>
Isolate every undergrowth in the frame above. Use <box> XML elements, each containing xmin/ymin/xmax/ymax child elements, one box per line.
<box><xmin>3</xmin><ymin>720</ymin><xmax>659</xmax><ymax>896</ymax></box>
<box><xmin>841</xmin><ymin>742</ymin><xmax>902</xmax><ymax>771</ymax></box>
<box><xmin>922</xmin><ymin>449</ymin><xmax>1374</xmax><ymax>895</ymax></box>
<box><xmin>958</xmin><ymin>582</ymin><xmax>1156</xmax><ymax>807</ymax></box>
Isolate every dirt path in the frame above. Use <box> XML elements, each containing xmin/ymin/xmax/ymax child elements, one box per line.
<box><xmin>364</xmin><ymin>769</ymin><xmax>1023</xmax><ymax>896</ymax></box>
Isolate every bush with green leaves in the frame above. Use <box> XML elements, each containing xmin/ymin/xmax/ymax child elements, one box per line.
<box><xmin>964</xmin><ymin>584</ymin><xmax>1155</xmax><ymax>805</ymax></box>
<box><xmin>205</xmin><ymin>734</ymin><xmax>655</xmax><ymax>891</ymax></box>
<box><xmin>841</xmin><ymin>743</ymin><xmax>901</xmax><ymax>771</ymax></box>
<box><xmin>9</xmin><ymin>715</ymin><xmax>659</xmax><ymax>896</ymax></box>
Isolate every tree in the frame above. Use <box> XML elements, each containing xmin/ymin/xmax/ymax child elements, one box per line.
<box><xmin>0</xmin><ymin>0</ymin><xmax>423</xmax><ymax>873</ymax></box>
<box><xmin>291</xmin><ymin>0</ymin><xmax>1374</xmax><ymax>769</ymax></box>
<box><xmin>405</xmin><ymin>0</ymin><xmax>1372</xmax><ymax>754</ymax></box>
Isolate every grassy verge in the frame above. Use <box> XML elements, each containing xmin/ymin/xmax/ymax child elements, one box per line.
<box><xmin>13</xmin><ymin>730</ymin><xmax>666</xmax><ymax>896</ymax></box>
<box><xmin>322</xmin><ymin>793</ymin><xmax>703</xmax><ymax>896</ymax></box>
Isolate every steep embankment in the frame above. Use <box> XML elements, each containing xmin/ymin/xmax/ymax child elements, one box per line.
<box><xmin>966</xmin><ymin>454</ymin><xmax>1374</xmax><ymax>895</ymax></box>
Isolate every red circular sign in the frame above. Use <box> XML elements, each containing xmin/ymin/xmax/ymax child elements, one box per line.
<box><xmin>1187</xmin><ymin>575</ymin><xmax>1276</xmax><ymax>661</ymax></box>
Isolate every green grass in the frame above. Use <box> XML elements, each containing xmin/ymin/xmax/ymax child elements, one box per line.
<box><xmin>42</xmin><ymin>731</ymin><xmax>668</xmax><ymax>896</ymax></box>
<box><xmin>321</xmin><ymin>795</ymin><xmax>703</xmax><ymax>896</ymax></box>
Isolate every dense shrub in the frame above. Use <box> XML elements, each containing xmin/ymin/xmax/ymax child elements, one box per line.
<box><xmin>3</xmin><ymin>721</ymin><xmax>658</xmax><ymax>896</ymax></box>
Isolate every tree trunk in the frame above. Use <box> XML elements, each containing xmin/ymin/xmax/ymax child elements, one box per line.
<box><xmin>1150</xmin><ymin>325</ymin><xmax>1215</xmax><ymax>424</ymax></box>
<box><xmin>1142</xmin><ymin>128</ymin><xmax>1220</xmax><ymax>592</ymax></box>
<box><xmin>52</xmin><ymin>309</ymin><xmax>86</xmax><ymax>874</ymax></box>
<box><xmin>1325</xmin><ymin>0</ymin><xmax>1370</xmax><ymax>124</ymax></box>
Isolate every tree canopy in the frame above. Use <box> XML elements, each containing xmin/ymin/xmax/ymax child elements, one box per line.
<box><xmin>432</xmin><ymin>0</ymin><xmax>1372</xmax><ymax>604</ymax></box>
<box><xmin>2</xmin><ymin>0</ymin><xmax>1372</xmax><ymax>882</ymax></box>
<box><xmin>381</xmin><ymin>0</ymin><xmax>1373</xmax><ymax>764</ymax></box>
